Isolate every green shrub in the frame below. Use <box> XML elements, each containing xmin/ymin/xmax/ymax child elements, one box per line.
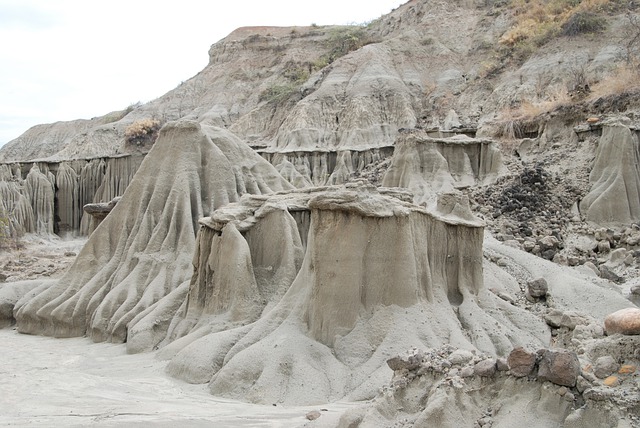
<box><xmin>259</xmin><ymin>26</ymin><xmax>378</xmax><ymax>106</ymax></box>
<box><xmin>259</xmin><ymin>83</ymin><xmax>300</xmax><ymax>104</ymax></box>
<box><xmin>562</xmin><ymin>11</ymin><xmax>607</xmax><ymax>36</ymax></box>
<box><xmin>323</xmin><ymin>26</ymin><xmax>378</xmax><ymax>64</ymax></box>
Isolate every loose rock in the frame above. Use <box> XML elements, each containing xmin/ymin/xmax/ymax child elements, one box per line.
<box><xmin>496</xmin><ymin>358</ymin><xmax>509</xmax><ymax>371</ymax></box>
<box><xmin>594</xmin><ymin>356</ymin><xmax>618</xmax><ymax>379</ymax></box>
<box><xmin>306</xmin><ymin>410</ymin><xmax>321</xmax><ymax>421</ymax></box>
<box><xmin>460</xmin><ymin>366</ymin><xmax>475</xmax><ymax>377</ymax></box>
<box><xmin>474</xmin><ymin>359</ymin><xmax>497</xmax><ymax>377</ymax></box>
<box><xmin>603</xmin><ymin>376</ymin><xmax>620</xmax><ymax>387</ymax></box>
<box><xmin>537</xmin><ymin>349</ymin><xmax>580</xmax><ymax>387</ymax></box>
<box><xmin>527</xmin><ymin>277</ymin><xmax>548</xmax><ymax>298</ymax></box>
<box><xmin>599</xmin><ymin>265</ymin><xmax>624</xmax><ymax>283</ymax></box>
<box><xmin>448</xmin><ymin>349</ymin><xmax>474</xmax><ymax>366</ymax></box>
<box><xmin>507</xmin><ymin>347</ymin><xmax>536</xmax><ymax>377</ymax></box>
<box><xmin>604</xmin><ymin>308</ymin><xmax>640</xmax><ymax>335</ymax></box>
<box><xmin>619</xmin><ymin>364</ymin><xmax>637</xmax><ymax>375</ymax></box>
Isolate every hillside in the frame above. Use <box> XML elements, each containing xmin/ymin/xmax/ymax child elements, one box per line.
<box><xmin>2</xmin><ymin>0</ymin><xmax>638</xmax><ymax>163</ymax></box>
<box><xmin>2</xmin><ymin>1</ymin><xmax>640</xmax><ymax>427</ymax></box>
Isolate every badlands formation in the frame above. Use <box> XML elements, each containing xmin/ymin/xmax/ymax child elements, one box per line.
<box><xmin>1</xmin><ymin>0</ymin><xmax>640</xmax><ymax>426</ymax></box>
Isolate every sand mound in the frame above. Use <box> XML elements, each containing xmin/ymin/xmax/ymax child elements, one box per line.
<box><xmin>13</xmin><ymin>121</ymin><xmax>293</xmax><ymax>342</ymax></box>
<box><xmin>127</xmin><ymin>184</ymin><xmax>551</xmax><ymax>405</ymax></box>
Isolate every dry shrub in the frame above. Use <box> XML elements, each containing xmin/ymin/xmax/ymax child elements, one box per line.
<box><xmin>499</xmin><ymin>0</ymin><xmax>615</xmax><ymax>51</ymax></box>
<box><xmin>497</xmin><ymin>84</ymin><xmax>571</xmax><ymax>139</ymax></box>
<box><xmin>124</xmin><ymin>118</ymin><xmax>162</xmax><ymax>146</ymax></box>
<box><xmin>517</xmin><ymin>84</ymin><xmax>571</xmax><ymax>118</ymax></box>
<box><xmin>496</xmin><ymin>105</ymin><xmax>540</xmax><ymax>139</ymax></box>
<box><xmin>588</xmin><ymin>64</ymin><xmax>640</xmax><ymax>100</ymax></box>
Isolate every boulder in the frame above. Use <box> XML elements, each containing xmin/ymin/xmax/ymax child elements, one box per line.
<box><xmin>537</xmin><ymin>349</ymin><xmax>580</xmax><ymax>387</ymax></box>
<box><xmin>544</xmin><ymin>309</ymin><xmax>590</xmax><ymax>330</ymax></box>
<box><xmin>449</xmin><ymin>349</ymin><xmax>474</xmax><ymax>366</ymax></box>
<box><xmin>594</xmin><ymin>356</ymin><xmax>619</xmax><ymax>379</ymax></box>
<box><xmin>387</xmin><ymin>354</ymin><xmax>423</xmax><ymax>372</ymax></box>
<box><xmin>604</xmin><ymin>308</ymin><xmax>640</xmax><ymax>335</ymax></box>
<box><xmin>474</xmin><ymin>359</ymin><xmax>497</xmax><ymax>377</ymax></box>
<box><xmin>527</xmin><ymin>278</ymin><xmax>548</xmax><ymax>298</ymax></box>
<box><xmin>507</xmin><ymin>347</ymin><xmax>536</xmax><ymax>377</ymax></box>
<box><xmin>306</xmin><ymin>411</ymin><xmax>321</xmax><ymax>421</ymax></box>
<box><xmin>599</xmin><ymin>265</ymin><xmax>624</xmax><ymax>283</ymax></box>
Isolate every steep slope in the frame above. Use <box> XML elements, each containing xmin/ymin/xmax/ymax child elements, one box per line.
<box><xmin>3</xmin><ymin>0</ymin><xmax>635</xmax><ymax>164</ymax></box>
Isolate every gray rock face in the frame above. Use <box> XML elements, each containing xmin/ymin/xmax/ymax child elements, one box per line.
<box><xmin>382</xmin><ymin>130</ymin><xmax>504</xmax><ymax>205</ymax></box>
<box><xmin>25</xmin><ymin>165</ymin><xmax>55</xmax><ymax>235</ymax></box>
<box><xmin>537</xmin><ymin>349</ymin><xmax>580</xmax><ymax>387</ymax></box>
<box><xmin>0</xmin><ymin>117</ymin><xmax>109</xmax><ymax>163</ymax></box>
<box><xmin>0</xmin><ymin>155</ymin><xmax>144</xmax><ymax>237</ymax></box>
<box><xmin>261</xmin><ymin>146</ymin><xmax>394</xmax><ymax>187</ymax></box>
<box><xmin>507</xmin><ymin>347</ymin><xmax>536</xmax><ymax>377</ymax></box>
<box><xmin>135</xmin><ymin>182</ymin><xmax>555</xmax><ymax>405</ymax></box>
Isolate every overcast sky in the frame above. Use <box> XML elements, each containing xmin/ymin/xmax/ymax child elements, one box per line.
<box><xmin>0</xmin><ymin>0</ymin><xmax>405</xmax><ymax>146</ymax></box>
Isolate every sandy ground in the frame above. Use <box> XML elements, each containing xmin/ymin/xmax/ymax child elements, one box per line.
<box><xmin>0</xmin><ymin>329</ymin><xmax>355</xmax><ymax>427</ymax></box>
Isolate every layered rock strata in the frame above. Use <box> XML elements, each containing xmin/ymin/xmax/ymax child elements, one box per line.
<box><xmin>259</xmin><ymin>146</ymin><xmax>394</xmax><ymax>187</ymax></box>
<box><xmin>382</xmin><ymin>130</ymin><xmax>504</xmax><ymax>205</ymax></box>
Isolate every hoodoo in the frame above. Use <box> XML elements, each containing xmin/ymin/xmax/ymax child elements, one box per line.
<box><xmin>130</xmin><ymin>184</ymin><xmax>550</xmax><ymax>404</ymax></box>
<box><xmin>13</xmin><ymin>121</ymin><xmax>293</xmax><ymax>341</ymax></box>
<box><xmin>2</xmin><ymin>0</ymin><xmax>640</xmax><ymax>425</ymax></box>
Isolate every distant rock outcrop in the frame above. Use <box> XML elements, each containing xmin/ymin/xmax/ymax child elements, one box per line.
<box><xmin>0</xmin><ymin>156</ymin><xmax>143</xmax><ymax>237</ymax></box>
<box><xmin>382</xmin><ymin>131</ymin><xmax>504</xmax><ymax>205</ymax></box>
<box><xmin>261</xmin><ymin>146</ymin><xmax>394</xmax><ymax>187</ymax></box>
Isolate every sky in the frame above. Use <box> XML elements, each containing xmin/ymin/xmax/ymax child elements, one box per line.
<box><xmin>0</xmin><ymin>0</ymin><xmax>406</xmax><ymax>147</ymax></box>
